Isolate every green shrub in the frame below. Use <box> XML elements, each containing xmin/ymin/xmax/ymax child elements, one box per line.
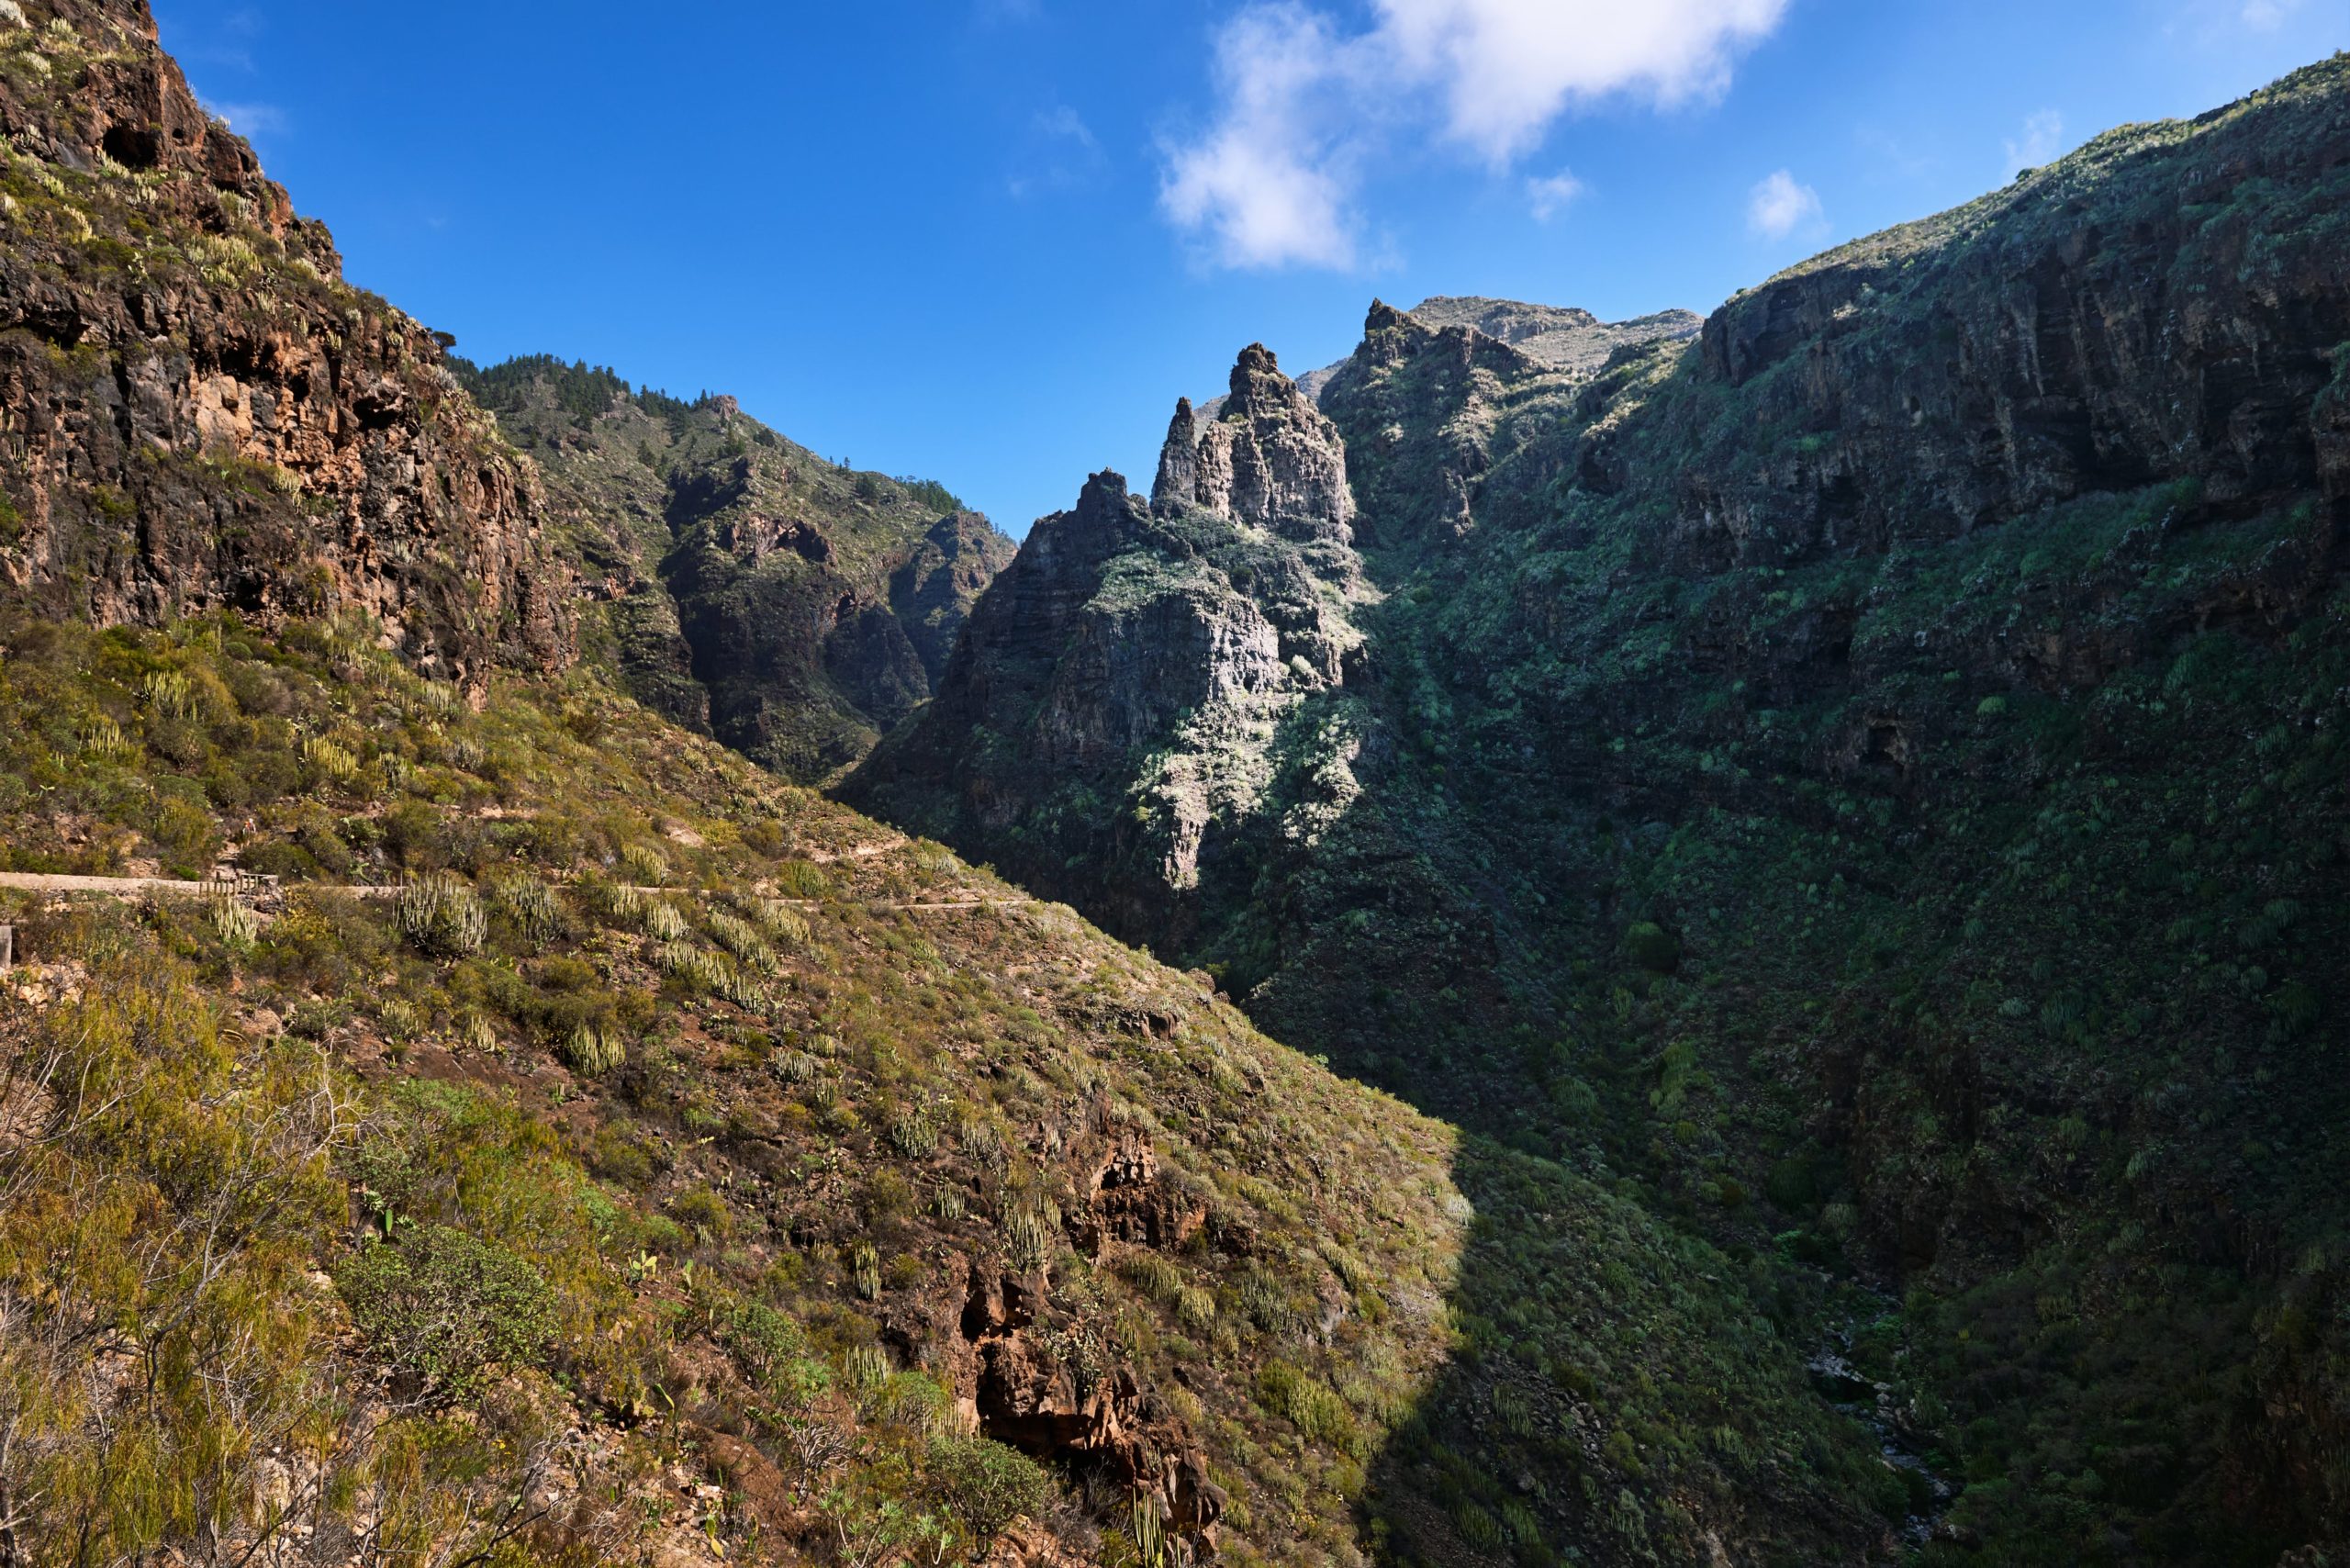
<box><xmin>561</xmin><ymin>1022</ymin><xmax>625</xmax><ymax>1076</ymax></box>
<box><xmin>1258</xmin><ymin>1359</ymin><xmax>1360</xmax><ymax>1453</ymax></box>
<box><xmin>2270</xmin><ymin>979</ymin><xmax>2322</xmax><ymax>1032</ymax></box>
<box><xmin>888</xmin><ymin>1103</ymin><xmax>940</xmax><ymax>1158</ymax></box>
<box><xmin>302</xmin><ymin>734</ymin><xmax>360</xmax><ymax>785</ymax></box>
<box><xmin>926</xmin><ymin>1434</ymin><xmax>1050</xmax><ymax>1540</ymax></box>
<box><xmin>672</xmin><ymin>1185</ymin><xmax>733</xmax><ymax>1245</ymax></box>
<box><xmin>492</xmin><ymin>873</ymin><xmax>563</xmax><ymax>949</ymax></box>
<box><xmin>708</xmin><ymin>908</ymin><xmax>778</xmax><ymax>973</ymax></box>
<box><xmin>620</xmin><ymin>841</ymin><xmax>671</xmax><ymax>884</ymax></box>
<box><xmin>744</xmin><ymin>895</ymin><xmax>811</xmax><ymax>945</ymax></box>
<box><xmin>848</xmin><ymin>1239</ymin><xmax>883</xmax><ymax>1299</ymax></box>
<box><xmin>151</xmin><ymin>794</ymin><xmax>219</xmax><ymax>868</ymax></box>
<box><xmin>1118</xmin><ymin>1251</ymin><xmax>1183</xmax><ymax>1304</ymax></box>
<box><xmin>1004</xmin><ymin>1203</ymin><xmax>1058</xmax><ymax>1272</ymax></box>
<box><xmin>333</xmin><ymin>1226</ymin><xmax>556</xmax><ymax>1397</ymax></box>
<box><xmin>776</xmin><ymin>860</ymin><xmax>830</xmax><ymax>899</ymax></box>
<box><xmin>842</xmin><ymin>1343</ymin><xmax>890</xmax><ymax>1392</ymax></box>
<box><xmin>717</xmin><ymin>1297</ymin><xmax>807</xmax><ymax>1385</ymax></box>
<box><xmin>207</xmin><ymin>886</ymin><xmax>259</xmax><ymax>948</ymax></box>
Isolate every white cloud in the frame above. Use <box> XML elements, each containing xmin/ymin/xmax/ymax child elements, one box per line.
<box><xmin>1372</xmin><ymin>0</ymin><xmax>1789</xmax><ymax>163</ymax></box>
<box><xmin>2240</xmin><ymin>0</ymin><xmax>2300</xmax><ymax>28</ymax></box>
<box><xmin>1746</xmin><ymin>168</ymin><xmax>1821</xmax><ymax>239</ymax></box>
<box><xmin>2003</xmin><ymin>108</ymin><xmax>2065</xmax><ymax>175</ymax></box>
<box><xmin>1526</xmin><ymin>169</ymin><xmax>1585</xmax><ymax>221</ymax></box>
<box><xmin>1160</xmin><ymin>4</ymin><xmax>1369</xmax><ymax>268</ymax></box>
<box><xmin>1036</xmin><ymin>106</ymin><xmax>1096</xmax><ymax>151</ymax></box>
<box><xmin>1159</xmin><ymin>0</ymin><xmax>1787</xmax><ymax>271</ymax></box>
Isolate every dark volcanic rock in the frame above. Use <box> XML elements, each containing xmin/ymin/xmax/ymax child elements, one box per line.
<box><xmin>0</xmin><ymin>0</ymin><xmax>569</xmax><ymax>681</ymax></box>
<box><xmin>1405</xmin><ymin>295</ymin><xmax>1704</xmax><ymax>373</ymax></box>
<box><xmin>1679</xmin><ymin>84</ymin><xmax>2350</xmax><ymax>561</ymax></box>
<box><xmin>892</xmin><ymin>510</ymin><xmax>1014</xmax><ymax>685</ymax></box>
<box><xmin>1154</xmin><ymin>343</ymin><xmax>1354</xmax><ymax>544</ymax></box>
<box><xmin>846</xmin><ymin>347</ymin><xmax>1369</xmax><ymax>936</ymax></box>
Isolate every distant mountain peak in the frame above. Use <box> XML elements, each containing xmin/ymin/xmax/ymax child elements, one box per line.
<box><xmin>453</xmin><ymin>353</ymin><xmax>1013</xmax><ymax>779</ymax></box>
<box><xmin>1203</xmin><ymin>297</ymin><xmax>1701</xmax><ymax>418</ymax></box>
<box><xmin>1402</xmin><ymin>296</ymin><xmax>1702</xmax><ymax>373</ymax></box>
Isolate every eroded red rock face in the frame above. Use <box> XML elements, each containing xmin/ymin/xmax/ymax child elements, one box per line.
<box><xmin>1078</xmin><ymin>1130</ymin><xmax>1208</xmax><ymax>1253</ymax></box>
<box><xmin>0</xmin><ymin>0</ymin><xmax>570</xmax><ymax>679</ymax></box>
<box><xmin>867</xmin><ymin>1119</ymin><xmax>1234</xmax><ymax>1556</ymax></box>
<box><xmin>958</xmin><ymin>1260</ymin><xmax>1227</xmax><ymax>1552</ymax></box>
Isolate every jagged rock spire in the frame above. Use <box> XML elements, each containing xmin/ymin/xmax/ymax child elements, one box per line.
<box><xmin>1150</xmin><ymin>344</ymin><xmax>1353</xmax><ymax>545</ymax></box>
<box><xmin>1153</xmin><ymin>398</ymin><xmax>1202</xmax><ymax>511</ymax></box>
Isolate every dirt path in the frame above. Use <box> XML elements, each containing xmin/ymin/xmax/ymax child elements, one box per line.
<box><xmin>0</xmin><ymin>870</ymin><xmax>391</xmax><ymax>899</ymax></box>
<box><xmin>0</xmin><ymin>870</ymin><xmax>1031</xmax><ymax>914</ymax></box>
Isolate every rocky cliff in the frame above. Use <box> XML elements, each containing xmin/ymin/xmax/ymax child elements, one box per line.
<box><xmin>1198</xmin><ymin>298</ymin><xmax>1701</xmax><ymax>418</ymax></box>
<box><xmin>851</xmin><ymin>345</ymin><xmax>1373</xmax><ymax>941</ymax></box>
<box><xmin>1404</xmin><ymin>296</ymin><xmax>1703</xmax><ymax>373</ymax></box>
<box><xmin>1154</xmin><ymin>343</ymin><xmax>1356</xmax><ymax>544</ymax></box>
<box><xmin>0</xmin><ymin>0</ymin><xmax>568</xmax><ymax>681</ymax></box>
<box><xmin>851</xmin><ymin>56</ymin><xmax>2350</xmax><ymax>1566</ymax></box>
<box><xmin>460</xmin><ymin>357</ymin><xmax>1013</xmax><ymax>780</ymax></box>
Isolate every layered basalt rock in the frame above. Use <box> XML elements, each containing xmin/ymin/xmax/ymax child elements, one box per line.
<box><xmin>1153</xmin><ymin>343</ymin><xmax>1354</xmax><ymax>544</ymax></box>
<box><xmin>845</xmin><ymin>346</ymin><xmax>1371</xmax><ymax>935</ymax></box>
<box><xmin>1672</xmin><ymin>81</ymin><xmax>2350</xmax><ymax>566</ymax></box>
<box><xmin>0</xmin><ymin>0</ymin><xmax>569</xmax><ymax>679</ymax></box>
<box><xmin>957</xmin><ymin>1261</ymin><xmax>1227</xmax><ymax>1551</ymax></box>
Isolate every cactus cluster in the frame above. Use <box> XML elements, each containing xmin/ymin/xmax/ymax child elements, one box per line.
<box><xmin>399</xmin><ymin>871</ymin><xmax>487</xmax><ymax>957</ymax></box>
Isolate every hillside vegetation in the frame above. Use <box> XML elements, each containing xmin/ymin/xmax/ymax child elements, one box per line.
<box><xmin>456</xmin><ymin>355</ymin><xmax>1013</xmax><ymax>783</ymax></box>
<box><xmin>0</xmin><ymin>611</ymin><xmax>1891</xmax><ymax>1567</ymax></box>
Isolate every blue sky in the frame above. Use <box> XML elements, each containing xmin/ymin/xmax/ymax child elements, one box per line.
<box><xmin>157</xmin><ymin>1</ymin><xmax>2346</xmax><ymax>536</ymax></box>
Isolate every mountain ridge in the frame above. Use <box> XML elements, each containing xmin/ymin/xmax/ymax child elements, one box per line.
<box><xmin>0</xmin><ymin>0</ymin><xmax>572</xmax><ymax>682</ymax></box>
<box><xmin>1198</xmin><ymin>298</ymin><xmax>1705</xmax><ymax>419</ymax></box>
<box><xmin>848</xmin><ymin>52</ymin><xmax>2350</xmax><ymax>1565</ymax></box>
<box><xmin>455</xmin><ymin>354</ymin><xmax>1015</xmax><ymax>780</ymax></box>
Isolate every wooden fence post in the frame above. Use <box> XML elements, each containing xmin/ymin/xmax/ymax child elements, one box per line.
<box><xmin>0</xmin><ymin>924</ymin><xmax>14</xmax><ymax>970</ymax></box>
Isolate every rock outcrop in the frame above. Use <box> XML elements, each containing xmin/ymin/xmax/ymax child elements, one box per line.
<box><xmin>1152</xmin><ymin>344</ymin><xmax>1354</xmax><ymax>544</ymax></box>
<box><xmin>846</xmin><ymin>346</ymin><xmax>1371</xmax><ymax>935</ymax></box>
<box><xmin>1197</xmin><ymin>299</ymin><xmax>1703</xmax><ymax>420</ymax></box>
<box><xmin>1670</xmin><ymin>82</ymin><xmax>2350</xmax><ymax>565</ymax></box>
<box><xmin>957</xmin><ymin>1260</ymin><xmax>1226</xmax><ymax>1550</ymax></box>
<box><xmin>0</xmin><ymin>0</ymin><xmax>569</xmax><ymax>680</ymax></box>
<box><xmin>1404</xmin><ymin>296</ymin><xmax>1704</xmax><ymax>373</ymax></box>
<box><xmin>892</xmin><ymin>510</ymin><xmax>1018</xmax><ymax>686</ymax></box>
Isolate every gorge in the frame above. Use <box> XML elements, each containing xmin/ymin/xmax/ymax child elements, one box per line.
<box><xmin>0</xmin><ymin>4</ymin><xmax>2345</xmax><ymax>1566</ymax></box>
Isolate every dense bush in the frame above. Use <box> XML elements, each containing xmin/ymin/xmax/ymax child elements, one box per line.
<box><xmin>333</xmin><ymin>1225</ymin><xmax>557</xmax><ymax>1397</ymax></box>
<box><xmin>925</xmin><ymin>1434</ymin><xmax>1050</xmax><ymax>1541</ymax></box>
